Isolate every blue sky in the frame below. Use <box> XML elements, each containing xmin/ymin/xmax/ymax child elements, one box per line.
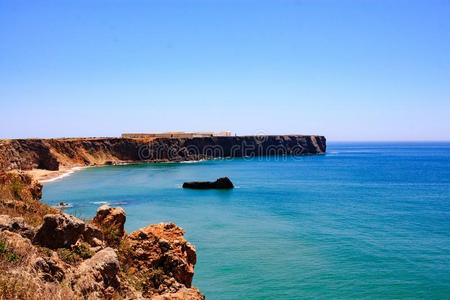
<box><xmin>1</xmin><ymin>0</ymin><xmax>449</xmax><ymax>140</ymax></box>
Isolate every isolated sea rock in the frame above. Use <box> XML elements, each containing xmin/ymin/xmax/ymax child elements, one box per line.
<box><xmin>182</xmin><ymin>177</ymin><xmax>234</xmax><ymax>190</ymax></box>
<box><xmin>93</xmin><ymin>205</ymin><xmax>126</xmax><ymax>243</ymax></box>
<box><xmin>123</xmin><ymin>223</ymin><xmax>198</xmax><ymax>296</ymax></box>
<box><xmin>33</xmin><ymin>213</ymin><xmax>86</xmax><ymax>249</ymax></box>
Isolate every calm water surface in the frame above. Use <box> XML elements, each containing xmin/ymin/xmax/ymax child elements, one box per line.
<box><xmin>42</xmin><ymin>143</ymin><xmax>450</xmax><ymax>299</ymax></box>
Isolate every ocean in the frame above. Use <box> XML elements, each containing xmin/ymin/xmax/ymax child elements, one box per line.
<box><xmin>42</xmin><ymin>142</ymin><xmax>450</xmax><ymax>299</ymax></box>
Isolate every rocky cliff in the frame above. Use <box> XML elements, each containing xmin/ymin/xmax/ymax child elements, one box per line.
<box><xmin>0</xmin><ymin>172</ymin><xmax>204</xmax><ymax>299</ymax></box>
<box><xmin>0</xmin><ymin>135</ymin><xmax>326</xmax><ymax>171</ymax></box>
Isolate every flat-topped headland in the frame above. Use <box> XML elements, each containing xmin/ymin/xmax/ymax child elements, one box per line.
<box><xmin>0</xmin><ymin>135</ymin><xmax>326</xmax><ymax>182</ymax></box>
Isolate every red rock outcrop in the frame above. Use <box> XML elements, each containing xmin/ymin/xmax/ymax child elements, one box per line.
<box><xmin>122</xmin><ymin>223</ymin><xmax>198</xmax><ymax>297</ymax></box>
<box><xmin>0</xmin><ymin>178</ymin><xmax>203</xmax><ymax>300</ymax></box>
<box><xmin>1</xmin><ymin>210</ymin><xmax>204</xmax><ymax>299</ymax></box>
<box><xmin>93</xmin><ymin>204</ymin><xmax>126</xmax><ymax>244</ymax></box>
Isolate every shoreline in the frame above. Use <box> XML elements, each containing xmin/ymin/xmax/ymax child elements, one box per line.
<box><xmin>26</xmin><ymin>166</ymin><xmax>88</xmax><ymax>183</ymax></box>
<box><xmin>27</xmin><ymin>159</ymin><xmax>210</xmax><ymax>184</ymax></box>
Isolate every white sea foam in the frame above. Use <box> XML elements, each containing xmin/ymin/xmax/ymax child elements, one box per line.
<box><xmin>180</xmin><ymin>159</ymin><xmax>206</xmax><ymax>164</ymax></box>
<box><xmin>52</xmin><ymin>203</ymin><xmax>73</xmax><ymax>209</ymax></box>
<box><xmin>91</xmin><ymin>201</ymin><xmax>110</xmax><ymax>205</ymax></box>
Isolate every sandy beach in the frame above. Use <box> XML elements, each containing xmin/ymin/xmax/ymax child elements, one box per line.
<box><xmin>26</xmin><ymin>166</ymin><xmax>88</xmax><ymax>183</ymax></box>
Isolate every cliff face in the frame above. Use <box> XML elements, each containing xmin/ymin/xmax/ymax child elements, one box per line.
<box><xmin>0</xmin><ymin>138</ymin><xmax>142</xmax><ymax>171</ymax></box>
<box><xmin>0</xmin><ymin>135</ymin><xmax>326</xmax><ymax>171</ymax></box>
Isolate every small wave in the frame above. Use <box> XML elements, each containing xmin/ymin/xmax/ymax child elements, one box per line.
<box><xmin>180</xmin><ymin>159</ymin><xmax>206</xmax><ymax>164</ymax></box>
<box><xmin>53</xmin><ymin>204</ymin><xmax>73</xmax><ymax>209</ymax></box>
<box><xmin>91</xmin><ymin>201</ymin><xmax>109</xmax><ymax>205</ymax></box>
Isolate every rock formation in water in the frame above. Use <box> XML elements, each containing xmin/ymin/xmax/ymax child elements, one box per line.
<box><xmin>183</xmin><ymin>177</ymin><xmax>234</xmax><ymax>189</ymax></box>
<box><xmin>0</xmin><ymin>172</ymin><xmax>204</xmax><ymax>299</ymax></box>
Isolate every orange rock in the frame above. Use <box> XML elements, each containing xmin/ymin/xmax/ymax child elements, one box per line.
<box><xmin>93</xmin><ymin>205</ymin><xmax>126</xmax><ymax>243</ymax></box>
<box><xmin>124</xmin><ymin>223</ymin><xmax>198</xmax><ymax>295</ymax></box>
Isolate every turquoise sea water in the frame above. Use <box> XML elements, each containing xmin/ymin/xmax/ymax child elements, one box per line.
<box><xmin>42</xmin><ymin>143</ymin><xmax>450</xmax><ymax>299</ymax></box>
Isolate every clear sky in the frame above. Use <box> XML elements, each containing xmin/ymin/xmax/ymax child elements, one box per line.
<box><xmin>1</xmin><ymin>0</ymin><xmax>449</xmax><ymax>141</ymax></box>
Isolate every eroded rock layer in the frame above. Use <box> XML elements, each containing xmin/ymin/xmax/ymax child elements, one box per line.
<box><xmin>0</xmin><ymin>135</ymin><xmax>326</xmax><ymax>171</ymax></box>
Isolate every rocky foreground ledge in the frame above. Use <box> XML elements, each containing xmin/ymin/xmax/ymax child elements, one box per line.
<box><xmin>0</xmin><ymin>172</ymin><xmax>203</xmax><ymax>299</ymax></box>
